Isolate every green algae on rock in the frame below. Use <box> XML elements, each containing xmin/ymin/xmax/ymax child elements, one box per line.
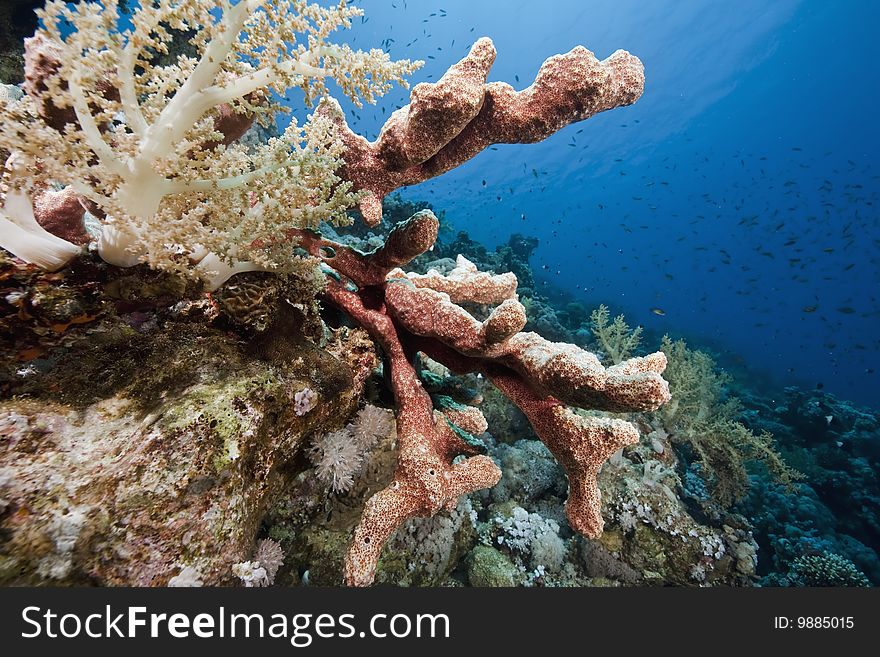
<box><xmin>466</xmin><ymin>545</ymin><xmax>519</xmax><ymax>587</ymax></box>
<box><xmin>0</xmin><ymin>254</ymin><xmax>377</xmax><ymax>585</ymax></box>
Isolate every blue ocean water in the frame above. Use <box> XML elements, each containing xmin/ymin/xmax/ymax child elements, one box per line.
<box><xmin>3</xmin><ymin>0</ymin><xmax>876</xmax><ymax>589</ymax></box>
<box><xmin>320</xmin><ymin>0</ymin><xmax>879</xmax><ymax>409</ymax></box>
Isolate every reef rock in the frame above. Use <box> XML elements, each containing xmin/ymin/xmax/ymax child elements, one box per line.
<box><xmin>0</xmin><ymin>254</ymin><xmax>376</xmax><ymax>585</ymax></box>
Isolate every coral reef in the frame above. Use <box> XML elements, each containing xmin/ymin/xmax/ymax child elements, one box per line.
<box><xmin>264</xmin><ymin>413</ymin><xmax>761</xmax><ymax>588</ymax></box>
<box><xmin>657</xmin><ymin>335</ymin><xmax>801</xmax><ymax>507</ymax></box>
<box><xmin>289</xmin><ymin>210</ymin><xmax>670</xmax><ymax>585</ymax></box>
<box><xmin>0</xmin><ymin>253</ymin><xmax>377</xmax><ymax>585</ymax></box>
<box><xmin>735</xmin><ymin>386</ymin><xmax>880</xmax><ymax>584</ymax></box>
<box><xmin>597</xmin><ymin>448</ymin><xmax>759</xmax><ymax>586</ymax></box>
<box><xmin>0</xmin><ymin>2</ymin><xmax>720</xmax><ymax>590</ymax></box>
<box><xmin>783</xmin><ymin>552</ymin><xmax>871</xmax><ymax>588</ymax></box>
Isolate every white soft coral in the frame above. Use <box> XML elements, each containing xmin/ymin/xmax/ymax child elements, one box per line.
<box><xmin>308</xmin><ymin>406</ymin><xmax>394</xmax><ymax>494</ymax></box>
<box><xmin>0</xmin><ymin>155</ymin><xmax>80</xmax><ymax>271</ymax></box>
<box><xmin>0</xmin><ymin>0</ymin><xmax>421</xmax><ymax>283</ymax></box>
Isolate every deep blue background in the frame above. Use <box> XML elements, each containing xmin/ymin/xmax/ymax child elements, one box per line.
<box><xmin>318</xmin><ymin>0</ymin><xmax>879</xmax><ymax>408</ymax></box>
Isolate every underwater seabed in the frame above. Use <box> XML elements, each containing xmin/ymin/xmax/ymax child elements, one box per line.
<box><xmin>1</xmin><ymin>193</ymin><xmax>876</xmax><ymax>588</ymax></box>
<box><xmin>298</xmin><ymin>197</ymin><xmax>879</xmax><ymax>588</ymax></box>
<box><xmin>0</xmin><ymin>0</ymin><xmax>876</xmax><ymax>589</ymax></box>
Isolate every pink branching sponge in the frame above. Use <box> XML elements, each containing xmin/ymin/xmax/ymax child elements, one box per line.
<box><xmin>291</xmin><ymin>210</ymin><xmax>670</xmax><ymax>586</ymax></box>
<box><xmin>285</xmin><ymin>35</ymin><xmax>657</xmax><ymax>586</ymax></box>
<box><xmin>317</xmin><ymin>37</ymin><xmax>645</xmax><ymax>225</ymax></box>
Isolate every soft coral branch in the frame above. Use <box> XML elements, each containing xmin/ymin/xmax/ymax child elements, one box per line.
<box><xmin>1</xmin><ymin>0</ymin><xmax>419</xmax><ymax>277</ymax></box>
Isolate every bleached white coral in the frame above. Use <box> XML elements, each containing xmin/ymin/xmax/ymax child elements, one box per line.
<box><xmin>350</xmin><ymin>404</ymin><xmax>394</xmax><ymax>449</ymax></box>
<box><xmin>232</xmin><ymin>560</ymin><xmax>269</xmax><ymax>587</ymax></box>
<box><xmin>294</xmin><ymin>387</ymin><xmax>318</xmax><ymax>416</ymax></box>
<box><xmin>491</xmin><ymin>506</ymin><xmax>566</xmax><ymax>573</ymax></box>
<box><xmin>168</xmin><ymin>565</ymin><xmax>204</xmax><ymax>587</ymax></box>
<box><xmin>0</xmin><ymin>0</ymin><xmax>421</xmax><ymax>281</ymax></box>
<box><xmin>308</xmin><ymin>428</ymin><xmax>363</xmax><ymax>494</ymax></box>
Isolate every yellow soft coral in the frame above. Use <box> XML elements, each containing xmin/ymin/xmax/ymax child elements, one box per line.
<box><xmin>0</xmin><ymin>0</ymin><xmax>421</xmax><ymax>285</ymax></box>
<box><xmin>658</xmin><ymin>335</ymin><xmax>801</xmax><ymax>506</ymax></box>
<box><xmin>590</xmin><ymin>303</ymin><xmax>643</xmax><ymax>365</ymax></box>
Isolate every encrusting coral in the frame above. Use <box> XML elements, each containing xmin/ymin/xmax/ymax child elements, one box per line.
<box><xmin>0</xmin><ymin>0</ymin><xmax>419</xmax><ymax>282</ymax></box>
<box><xmin>291</xmin><ymin>210</ymin><xmax>670</xmax><ymax>585</ymax></box>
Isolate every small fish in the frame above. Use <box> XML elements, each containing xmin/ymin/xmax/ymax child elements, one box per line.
<box><xmin>650</xmin><ymin>307</ymin><xmax>666</xmax><ymax>316</ymax></box>
<box><xmin>802</xmin><ymin>305</ymin><xmax>818</xmax><ymax>313</ymax></box>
